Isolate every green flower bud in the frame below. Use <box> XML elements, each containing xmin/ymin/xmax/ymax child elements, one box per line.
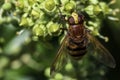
<box><xmin>84</xmin><ymin>5</ymin><xmax>94</xmax><ymax>16</ymax></box>
<box><xmin>0</xmin><ymin>37</ymin><xmax>5</xmax><ymax>43</ymax></box>
<box><xmin>54</xmin><ymin>73</ymin><xmax>63</xmax><ymax>80</ymax></box>
<box><xmin>99</xmin><ymin>2</ymin><xmax>111</xmax><ymax>14</ymax></box>
<box><xmin>27</xmin><ymin>18</ymin><xmax>34</xmax><ymax>26</ymax></box>
<box><xmin>88</xmin><ymin>21</ymin><xmax>98</xmax><ymax>27</ymax></box>
<box><xmin>15</xmin><ymin>0</ymin><xmax>24</xmax><ymax>9</ymax></box>
<box><xmin>87</xmin><ymin>20</ymin><xmax>101</xmax><ymax>36</ymax></box>
<box><xmin>19</xmin><ymin>17</ymin><xmax>28</xmax><ymax>26</ymax></box>
<box><xmin>89</xmin><ymin>0</ymin><xmax>98</xmax><ymax>5</ymax></box>
<box><xmin>2</xmin><ymin>3</ymin><xmax>12</xmax><ymax>10</ymax></box>
<box><xmin>20</xmin><ymin>12</ymin><xmax>34</xmax><ymax>27</ymax></box>
<box><xmin>32</xmin><ymin>36</ymin><xmax>39</xmax><ymax>41</ymax></box>
<box><xmin>60</xmin><ymin>0</ymin><xmax>69</xmax><ymax>5</ymax></box>
<box><xmin>44</xmin><ymin>67</ymin><xmax>50</xmax><ymax>77</ymax></box>
<box><xmin>65</xmin><ymin>63</ymin><xmax>73</xmax><ymax>72</ymax></box>
<box><xmin>99</xmin><ymin>69</ymin><xmax>105</xmax><ymax>76</ymax></box>
<box><xmin>32</xmin><ymin>24</ymin><xmax>45</xmax><ymax>37</ymax></box>
<box><xmin>31</xmin><ymin>10</ymin><xmax>40</xmax><ymax>19</ymax></box>
<box><xmin>64</xmin><ymin>1</ymin><xmax>75</xmax><ymax>12</ymax></box>
<box><xmin>93</xmin><ymin>5</ymin><xmax>102</xmax><ymax>15</ymax></box>
<box><xmin>0</xmin><ymin>57</ymin><xmax>9</xmax><ymax>69</ymax></box>
<box><xmin>47</xmin><ymin>22</ymin><xmax>61</xmax><ymax>36</ymax></box>
<box><xmin>44</xmin><ymin>0</ymin><xmax>56</xmax><ymax>12</ymax></box>
<box><xmin>28</xmin><ymin>0</ymin><xmax>35</xmax><ymax>6</ymax></box>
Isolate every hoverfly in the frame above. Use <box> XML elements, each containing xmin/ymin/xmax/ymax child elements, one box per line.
<box><xmin>50</xmin><ymin>12</ymin><xmax>116</xmax><ymax>75</ymax></box>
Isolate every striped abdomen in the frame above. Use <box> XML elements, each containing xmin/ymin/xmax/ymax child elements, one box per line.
<box><xmin>66</xmin><ymin>38</ymin><xmax>87</xmax><ymax>60</ymax></box>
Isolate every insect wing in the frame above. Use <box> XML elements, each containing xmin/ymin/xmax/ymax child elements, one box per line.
<box><xmin>87</xmin><ymin>33</ymin><xmax>116</xmax><ymax>68</ymax></box>
<box><xmin>50</xmin><ymin>36</ymin><xmax>68</xmax><ymax>76</ymax></box>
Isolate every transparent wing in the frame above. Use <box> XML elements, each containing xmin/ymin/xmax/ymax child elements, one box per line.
<box><xmin>50</xmin><ymin>36</ymin><xmax>68</xmax><ymax>76</ymax></box>
<box><xmin>87</xmin><ymin>33</ymin><xmax>116</xmax><ymax>68</ymax></box>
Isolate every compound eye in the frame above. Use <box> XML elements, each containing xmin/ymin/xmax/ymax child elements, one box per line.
<box><xmin>68</xmin><ymin>17</ymin><xmax>75</xmax><ymax>25</ymax></box>
<box><xmin>78</xmin><ymin>14</ymin><xmax>84</xmax><ymax>24</ymax></box>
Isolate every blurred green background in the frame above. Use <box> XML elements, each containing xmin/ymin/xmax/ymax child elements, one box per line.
<box><xmin>103</xmin><ymin>0</ymin><xmax>120</xmax><ymax>80</ymax></box>
<box><xmin>0</xmin><ymin>0</ymin><xmax>120</xmax><ymax>80</ymax></box>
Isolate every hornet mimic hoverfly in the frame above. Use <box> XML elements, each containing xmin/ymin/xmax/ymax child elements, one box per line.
<box><xmin>50</xmin><ymin>12</ymin><xmax>116</xmax><ymax>75</ymax></box>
